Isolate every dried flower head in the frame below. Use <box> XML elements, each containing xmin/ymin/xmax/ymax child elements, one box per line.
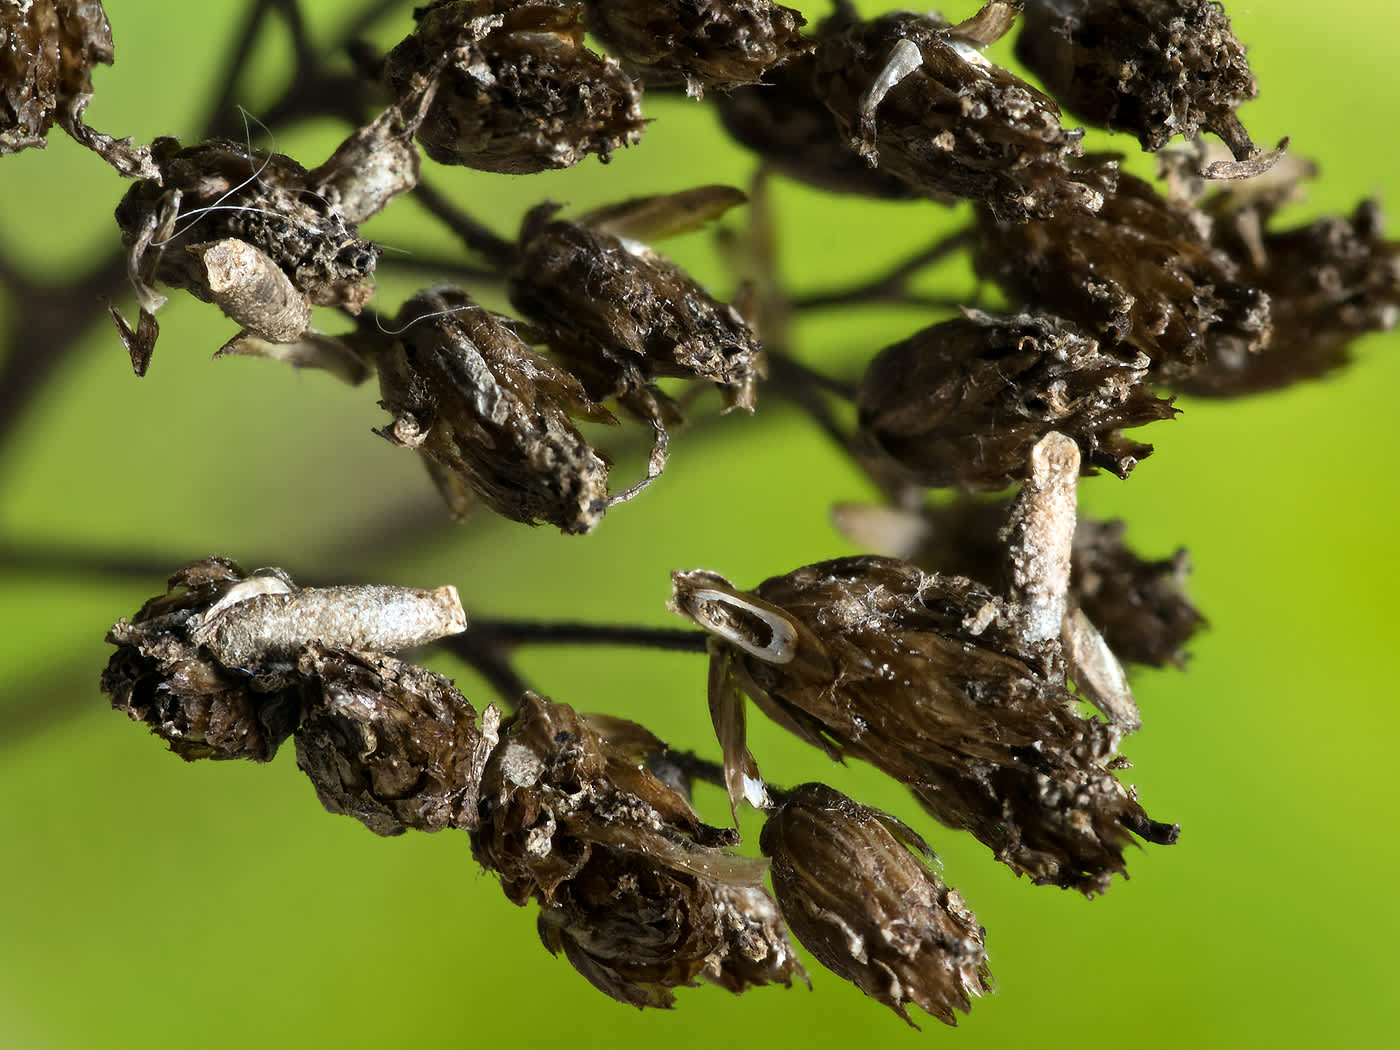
<box><xmin>856</xmin><ymin>309</ymin><xmax>1176</xmax><ymax>489</ymax></box>
<box><xmin>812</xmin><ymin>3</ymin><xmax>1100</xmax><ymax>220</ymax></box>
<box><xmin>761</xmin><ymin>783</ymin><xmax>991</xmax><ymax>1028</ymax></box>
<box><xmin>834</xmin><ymin>500</ymin><xmax>1204</xmax><ymax>669</ymax></box>
<box><xmin>375</xmin><ymin>286</ymin><xmax>618</xmax><ymax>534</ymax></box>
<box><xmin>975</xmin><ymin>168</ymin><xmax>1272</xmax><ymax>382</ymax></box>
<box><xmin>471</xmin><ymin>693</ymin><xmax>804</xmax><ymax>1007</ymax></box>
<box><xmin>294</xmin><ymin>643</ymin><xmax>497</xmax><ymax>836</ymax></box>
<box><xmin>385</xmin><ymin>0</ymin><xmax>645</xmax><ymax>174</ymax></box>
<box><xmin>1016</xmin><ymin>0</ymin><xmax>1262</xmax><ymax>161</ymax></box>
<box><xmin>508</xmin><ymin>195</ymin><xmax>764</xmax><ymax>418</ymax></box>
<box><xmin>714</xmin><ymin>52</ymin><xmax>922</xmax><ymax>199</ymax></box>
<box><xmin>582</xmin><ymin>0</ymin><xmax>811</xmax><ymax>97</ymax></box>
<box><xmin>1</xmin><ymin>0</ymin><xmax>110</xmax><ymax>153</ymax></box>
<box><xmin>101</xmin><ymin>557</ymin><xmax>468</xmax><ymax>762</ymax></box>
<box><xmin>673</xmin><ymin>553</ymin><xmax>1177</xmax><ymax>893</ymax></box>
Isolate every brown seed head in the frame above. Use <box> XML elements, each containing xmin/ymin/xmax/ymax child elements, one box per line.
<box><xmin>385</xmin><ymin>0</ymin><xmax>645</xmax><ymax>174</ymax></box>
<box><xmin>761</xmin><ymin>783</ymin><xmax>991</xmax><ymax>1027</ymax></box>
<box><xmin>376</xmin><ymin>287</ymin><xmax>617</xmax><ymax>533</ymax></box>
<box><xmin>0</xmin><ymin>0</ymin><xmax>112</xmax><ymax>154</ymax></box>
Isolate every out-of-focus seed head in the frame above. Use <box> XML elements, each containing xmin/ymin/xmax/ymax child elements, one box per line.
<box><xmin>582</xmin><ymin>0</ymin><xmax>811</xmax><ymax>98</ymax></box>
<box><xmin>834</xmin><ymin>500</ymin><xmax>1205</xmax><ymax>669</ymax></box>
<box><xmin>100</xmin><ymin>557</ymin><xmax>306</xmax><ymax>762</ymax></box>
<box><xmin>673</xmin><ymin>557</ymin><xmax>1178</xmax><ymax>893</ymax></box>
<box><xmin>508</xmin><ymin>200</ymin><xmax>764</xmax><ymax>417</ymax></box>
<box><xmin>715</xmin><ymin>52</ymin><xmax>923</xmax><ymax>199</ymax></box>
<box><xmin>975</xmin><ymin>169</ymin><xmax>1272</xmax><ymax>382</ymax></box>
<box><xmin>384</xmin><ymin>0</ymin><xmax>645</xmax><ymax>174</ymax></box>
<box><xmin>0</xmin><ymin>0</ymin><xmax>109</xmax><ymax>152</ymax></box>
<box><xmin>471</xmin><ymin>693</ymin><xmax>804</xmax><ymax>1006</ymax></box>
<box><xmin>812</xmin><ymin>4</ymin><xmax>1100</xmax><ymax>221</ymax></box>
<box><xmin>294</xmin><ymin>643</ymin><xmax>497</xmax><ymax>836</ymax></box>
<box><xmin>376</xmin><ymin>286</ymin><xmax>617</xmax><ymax>534</ymax></box>
<box><xmin>761</xmin><ymin>783</ymin><xmax>991</xmax><ymax>1027</ymax></box>
<box><xmin>856</xmin><ymin>309</ymin><xmax>1176</xmax><ymax>490</ymax></box>
<box><xmin>1016</xmin><ymin>0</ymin><xmax>1261</xmax><ymax>160</ymax></box>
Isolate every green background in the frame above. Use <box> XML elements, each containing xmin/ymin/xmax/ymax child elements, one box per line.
<box><xmin>2</xmin><ymin>1</ymin><xmax>1398</xmax><ymax>1047</ymax></box>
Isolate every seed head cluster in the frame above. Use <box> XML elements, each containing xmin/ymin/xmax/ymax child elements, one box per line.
<box><xmin>66</xmin><ymin>0</ymin><xmax>1398</xmax><ymax>1028</ymax></box>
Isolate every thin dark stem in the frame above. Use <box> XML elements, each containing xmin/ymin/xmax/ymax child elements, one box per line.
<box><xmin>791</xmin><ymin>226</ymin><xmax>976</xmax><ymax>311</ymax></box>
<box><xmin>469</xmin><ymin>619</ymin><xmax>709</xmax><ymax>653</ymax></box>
<box><xmin>410</xmin><ymin>181</ymin><xmax>520</xmax><ymax>272</ymax></box>
<box><xmin>440</xmin><ymin>631</ymin><xmax>535</xmax><ymax>709</ymax></box>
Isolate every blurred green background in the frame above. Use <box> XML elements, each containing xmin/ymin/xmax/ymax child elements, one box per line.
<box><xmin>3</xmin><ymin>1</ymin><xmax>1398</xmax><ymax>1047</ymax></box>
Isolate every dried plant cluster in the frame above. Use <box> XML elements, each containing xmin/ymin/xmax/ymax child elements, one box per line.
<box><xmin>1</xmin><ymin>0</ymin><xmax>1380</xmax><ymax>1028</ymax></box>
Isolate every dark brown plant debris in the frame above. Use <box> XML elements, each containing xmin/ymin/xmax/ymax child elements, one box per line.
<box><xmin>385</xmin><ymin>0</ymin><xmax>645</xmax><ymax>174</ymax></box>
<box><xmin>0</xmin><ymin>0</ymin><xmax>151</xmax><ymax>173</ymax></box>
<box><xmin>582</xmin><ymin>0</ymin><xmax>811</xmax><ymax>97</ymax></box>
<box><xmin>975</xmin><ymin>168</ymin><xmax>1272</xmax><ymax>382</ymax></box>
<box><xmin>811</xmin><ymin>3</ymin><xmax>1101</xmax><ymax>220</ymax></box>
<box><xmin>508</xmin><ymin>195</ymin><xmax>764</xmax><ymax>422</ymax></box>
<box><xmin>101</xmin><ymin>556</ymin><xmax>468</xmax><ymax>762</ymax></box>
<box><xmin>856</xmin><ymin>309</ymin><xmax>1176</xmax><ymax>489</ymax></box>
<box><xmin>110</xmin><ymin>105</ymin><xmax>423</xmax><ymax>372</ymax></box>
<box><xmin>714</xmin><ymin>51</ymin><xmax>923</xmax><ymax>199</ymax></box>
<box><xmin>295</xmin><ymin>643</ymin><xmax>497</xmax><ymax>836</ymax></box>
<box><xmin>833</xmin><ymin>500</ymin><xmax>1204</xmax><ymax>669</ymax></box>
<box><xmin>762</xmin><ymin>783</ymin><xmax>991</xmax><ymax>1028</ymax></box>
<box><xmin>471</xmin><ymin>692</ymin><xmax>804</xmax><ymax>1007</ymax></box>
<box><xmin>376</xmin><ymin>286</ymin><xmax>619</xmax><ymax>533</ymax></box>
<box><xmin>1015</xmin><ymin>0</ymin><xmax>1263</xmax><ymax>162</ymax></box>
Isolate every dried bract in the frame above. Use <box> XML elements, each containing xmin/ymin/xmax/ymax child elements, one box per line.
<box><xmin>673</xmin><ymin>556</ymin><xmax>1177</xmax><ymax>893</ymax></box>
<box><xmin>834</xmin><ymin>500</ymin><xmax>1204</xmax><ymax>669</ymax></box>
<box><xmin>508</xmin><ymin>200</ymin><xmax>764</xmax><ymax>417</ymax></box>
<box><xmin>385</xmin><ymin>0</ymin><xmax>645</xmax><ymax>174</ymax></box>
<box><xmin>376</xmin><ymin>287</ymin><xmax>617</xmax><ymax>534</ymax></box>
<box><xmin>583</xmin><ymin>0</ymin><xmax>811</xmax><ymax>97</ymax></box>
<box><xmin>100</xmin><ymin>557</ymin><xmax>305</xmax><ymax>762</ymax></box>
<box><xmin>975</xmin><ymin>169</ymin><xmax>1272</xmax><ymax>382</ymax></box>
<box><xmin>715</xmin><ymin>52</ymin><xmax>922</xmax><ymax>199</ymax></box>
<box><xmin>295</xmin><ymin>644</ymin><xmax>496</xmax><ymax>836</ymax></box>
<box><xmin>1016</xmin><ymin>0</ymin><xmax>1261</xmax><ymax>160</ymax></box>
<box><xmin>812</xmin><ymin>4</ymin><xmax>1099</xmax><ymax>220</ymax></box>
<box><xmin>471</xmin><ymin>693</ymin><xmax>804</xmax><ymax>1007</ymax></box>
<box><xmin>762</xmin><ymin>783</ymin><xmax>991</xmax><ymax>1027</ymax></box>
<box><xmin>856</xmin><ymin>309</ymin><xmax>1176</xmax><ymax>489</ymax></box>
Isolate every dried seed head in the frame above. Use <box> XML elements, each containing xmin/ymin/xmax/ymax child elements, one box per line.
<box><xmin>582</xmin><ymin>0</ymin><xmax>811</xmax><ymax>97</ymax></box>
<box><xmin>1016</xmin><ymin>0</ymin><xmax>1262</xmax><ymax>160</ymax></box>
<box><xmin>833</xmin><ymin>500</ymin><xmax>1205</xmax><ymax>669</ymax></box>
<box><xmin>856</xmin><ymin>309</ymin><xmax>1176</xmax><ymax>490</ymax></box>
<box><xmin>715</xmin><ymin>52</ymin><xmax>923</xmax><ymax>199</ymax></box>
<box><xmin>294</xmin><ymin>644</ymin><xmax>497</xmax><ymax>836</ymax></box>
<box><xmin>376</xmin><ymin>286</ymin><xmax>616</xmax><ymax>534</ymax></box>
<box><xmin>100</xmin><ymin>557</ymin><xmax>306</xmax><ymax>762</ymax></box>
<box><xmin>673</xmin><ymin>557</ymin><xmax>1178</xmax><ymax>893</ymax></box>
<box><xmin>384</xmin><ymin>0</ymin><xmax>645</xmax><ymax>174</ymax></box>
<box><xmin>508</xmin><ymin>200</ymin><xmax>764</xmax><ymax>417</ymax></box>
<box><xmin>471</xmin><ymin>693</ymin><xmax>803</xmax><ymax>1006</ymax></box>
<box><xmin>761</xmin><ymin>783</ymin><xmax>991</xmax><ymax>1027</ymax></box>
<box><xmin>0</xmin><ymin>1</ymin><xmax>109</xmax><ymax>147</ymax></box>
<box><xmin>975</xmin><ymin>169</ymin><xmax>1272</xmax><ymax>382</ymax></box>
<box><xmin>812</xmin><ymin>5</ymin><xmax>1099</xmax><ymax>221</ymax></box>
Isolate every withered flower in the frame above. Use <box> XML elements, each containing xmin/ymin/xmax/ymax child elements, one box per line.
<box><xmin>714</xmin><ymin>52</ymin><xmax>922</xmax><ymax>199</ymax></box>
<box><xmin>762</xmin><ymin>783</ymin><xmax>991</xmax><ymax>1028</ymax></box>
<box><xmin>582</xmin><ymin>0</ymin><xmax>810</xmax><ymax>97</ymax></box>
<box><xmin>975</xmin><ymin>169</ymin><xmax>1272</xmax><ymax>382</ymax></box>
<box><xmin>471</xmin><ymin>693</ymin><xmax>804</xmax><ymax>1007</ymax></box>
<box><xmin>376</xmin><ymin>286</ymin><xmax>617</xmax><ymax>534</ymax></box>
<box><xmin>1016</xmin><ymin>0</ymin><xmax>1262</xmax><ymax>162</ymax></box>
<box><xmin>385</xmin><ymin>0</ymin><xmax>645</xmax><ymax>174</ymax></box>
<box><xmin>508</xmin><ymin>197</ymin><xmax>764</xmax><ymax>419</ymax></box>
<box><xmin>856</xmin><ymin>309</ymin><xmax>1176</xmax><ymax>489</ymax></box>
<box><xmin>811</xmin><ymin>3</ymin><xmax>1100</xmax><ymax>221</ymax></box>
<box><xmin>294</xmin><ymin>643</ymin><xmax>497</xmax><ymax>836</ymax></box>
<box><xmin>834</xmin><ymin>500</ymin><xmax>1204</xmax><ymax>669</ymax></box>
<box><xmin>673</xmin><ymin>553</ymin><xmax>1177</xmax><ymax>893</ymax></box>
<box><xmin>101</xmin><ymin>557</ymin><xmax>468</xmax><ymax>762</ymax></box>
